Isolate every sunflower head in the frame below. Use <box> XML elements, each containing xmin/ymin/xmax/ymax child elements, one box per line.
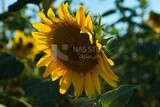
<box><xmin>0</xmin><ymin>41</ymin><xmax>7</xmax><ymax>52</ymax></box>
<box><xmin>32</xmin><ymin>3</ymin><xmax>118</xmax><ymax>98</ymax></box>
<box><xmin>148</xmin><ymin>11</ymin><xmax>160</xmax><ymax>33</ymax></box>
<box><xmin>10</xmin><ymin>30</ymin><xmax>39</xmax><ymax>59</ymax></box>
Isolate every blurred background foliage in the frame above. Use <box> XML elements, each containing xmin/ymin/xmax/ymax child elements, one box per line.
<box><xmin>0</xmin><ymin>0</ymin><xmax>160</xmax><ymax>107</ymax></box>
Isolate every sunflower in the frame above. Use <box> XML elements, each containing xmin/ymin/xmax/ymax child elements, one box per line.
<box><xmin>32</xmin><ymin>3</ymin><xmax>118</xmax><ymax>98</ymax></box>
<box><xmin>148</xmin><ymin>11</ymin><xmax>160</xmax><ymax>33</ymax></box>
<box><xmin>10</xmin><ymin>30</ymin><xmax>38</xmax><ymax>59</ymax></box>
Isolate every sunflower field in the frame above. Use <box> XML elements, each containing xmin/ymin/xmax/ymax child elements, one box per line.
<box><xmin>0</xmin><ymin>0</ymin><xmax>160</xmax><ymax>107</ymax></box>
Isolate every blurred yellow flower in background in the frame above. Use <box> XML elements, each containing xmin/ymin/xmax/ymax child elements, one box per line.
<box><xmin>32</xmin><ymin>3</ymin><xmax>118</xmax><ymax>98</ymax></box>
<box><xmin>0</xmin><ymin>41</ymin><xmax>7</xmax><ymax>52</ymax></box>
<box><xmin>10</xmin><ymin>31</ymin><xmax>39</xmax><ymax>59</ymax></box>
<box><xmin>148</xmin><ymin>11</ymin><xmax>160</xmax><ymax>33</ymax></box>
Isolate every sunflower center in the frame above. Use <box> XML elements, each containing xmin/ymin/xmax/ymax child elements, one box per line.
<box><xmin>26</xmin><ymin>42</ymin><xmax>34</xmax><ymax>49</ymax></box>
<box><xmin>52</xmin><ymin>26</ymin><xmax>98</xmax><ymax>72</ymax></box>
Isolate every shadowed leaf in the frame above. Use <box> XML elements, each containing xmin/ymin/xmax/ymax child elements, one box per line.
<box><xmin>0</xmin><ymin>53</ymin><xmax>24</xmax><ymax>80</ymax></box>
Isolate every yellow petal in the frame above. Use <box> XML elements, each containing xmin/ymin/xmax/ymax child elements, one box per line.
<box><xmin>51</xmin><ymin>62</ymin><xmax>64</xmax><ymax>81</ymax></box>
<box><xmin>77</xmin><ymin>75</ymin><xmax>84</xmax><ymax>96</ymax></box>
<box><xmin>96</xmin><ymin>40</ymin><xmax>102</xmax><ymax>51</ymax></box>
<box><xmin>59</xmin><ymin>71</ymin><xmax>72</xmax><ymax>94</ymax></box>
<box><xmin>32</xmin><ymin>32</ymin><xmax>48</xmax><ymax>39</ymax></box>
<box><xmin>61</xmin><ymin>3</ymin><xmax>69</xmax><ymax>20</ymax></box>
<box><xmin>37</xmin><ymin>43</ymin><xmax>49</xmax><ymax>51</ymax></box>
<box><xmin>47</xmin><ymin>8</ymin><xmax>60</xmax><ymax>23</ymax></box>
<box><xmin>32</xmin><ymin>32</ymin><xmax>49</xmax><ymax>43</ymax></box>
<box><xmin>101</xmin><ymin>51</ymin><xmax>118</xmax><ymax>80</ymax></box>
<box><xmin>101</xmin><ymin>50</ymin><xmax>114</xmax><ymax>66</ymax></box>
<box><xmin>34</xmin><ymin>37</ymin><xmax>49</xmax><ymax>43</ymax></box>
<box><xmin>88</xmin><ymin>32</ymin><xmax>93</xmax><ymax>44</ymax></box>
<box><xmin>66</xmin><ymin>5</ymin><xmax>75</xmax><ymax>22</ymax></box>
<box><xmin>38</xmin><ymin>10</ymin><xmax>53</xmax><ymax>26</ymax></box>
<box><xmin>80</xmin><ymin>27</ymin><xmax>89</xmax><ymax>33</ymax></box>
<box><xmin>36</xmin><ymin>54</ymin><xmax>51</xmax><ymax>67</ymax></box>
<box><xmin>60</xmin><ymin>3</ymin><xmax>70</xmax><ymax>23</ymax></box>
<box><xmin>33</xmin><ymin>23</ymin><xmax>51</xmax><ymax>32</ymax></box>
<box><xmin>72</xmin><ymin>72</ymin><xmax>79</xmax><ymax>96</ymax></box>
<box><xmin>91</xmin><ymin>70</ymin><xmax>101</xmax><ymax>94</ymax></box>
<box><xmin>107</xmin><ymin>58</ymin><xmax>114</xmax><ymax>66</ymax></box>
<box><xmin>154</xmin><ymin>27</ymin><xmax>160</xmax><ymax>33</ymax></box>
<box><xmin>43</xmin><ymin>60</ymin><xmax>58</xmax><ymax>77</ymax></box>
<box><xmin>73</xmin><ymin>73</ymin><xmax>84</xmax><ymax>97</ymax></box>
<box><xmin>84</xmin><ymin>72</ymin><xmax>95</xmax><ymax>99</ymax></box>
<box><xmin>52</xmin><ymin>70</ymin><xmax>64</xmax><ymax>81</ymax></box>
<box><xmin>63</xmin><ymin>3</ymin><xmax>75</xmax><ymax>24</ymax></box>
<box><xmin>97</xmin><ymin>58</ymin><xmax>117</xmax><ymax>87</ymax></box>
<box><xmin>76</xmin><ymin>6</ymin><xmax>85</xmax><ymax>27</ymax></box>
<box><xmin>43</xmin><ymin>48</ymin><xmax>52</xmax><ymax>54</ymax></box>
<box><xmin>58</xmin><ymin>3</ymin><xmax>65</xmax><ymax>20</ymax></box>
<box><xmin>85</xmin><ymin>14</ymin><xmax>93</xmax><ymax>31</ymax></box>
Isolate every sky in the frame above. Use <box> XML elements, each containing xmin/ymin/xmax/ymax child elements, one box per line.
<box><xmin>0</xmin><ymin>0</ymin><xmax>160</xmax><ymax>25</ymax></box>
<box><xmin>1</xmin><ymin>0</ymin><xmax>160</xmax><ymax>13</ymax></box>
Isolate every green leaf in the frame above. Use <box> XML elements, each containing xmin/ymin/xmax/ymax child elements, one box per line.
<box><xmin>100</xmin><ymin>35</ymin><xmax>118</xmax><ymax>55</ymax></box>
<box><xmin>111</xmin><ymin>27</ymin><xmax>119</xmax><ymax>34</ymax></box>
<box><xmin>94</xmin><ymin>26</ymin><xmax>102</xmax><ymax>36</ymax></box>
<box><xmin>106</xmin><ymin>36</ymin><xmax>118</xmax><ymax>46</ymax></box>
<box><xmin>93</xmin><ymin>26</ymin><xmax>103</xmax><ymax>41</ymax></box>
<box><xmin>80</xmin><ymin>101</ymin><xmax>95</xmax><ymax>107</ymax></box>
<box><xmin>0</xmin><ymin>53</ymin><xmax>24</xmax><ymax>80</ymax></box>
<box><xmin>100</xmin><ymin>85</ymin><xmax>137</xmax><ymax>107</ymax></box>
<box><xmin>11</xmin><ymin>96</ymin><xmax>32</xmax><ymax>107</ymax></box>
<box><xmin>23</xmin><ymin>79</ymin><xmax>71</xmax><ymax>107</ymax></box>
